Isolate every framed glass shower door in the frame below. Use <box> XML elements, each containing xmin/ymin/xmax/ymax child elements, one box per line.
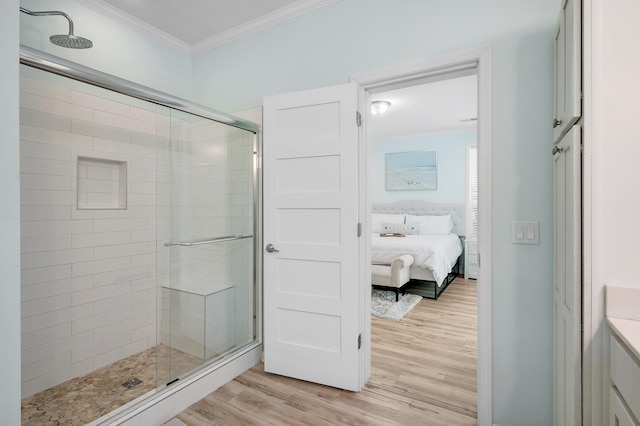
<box><xmin>156</xmin><ymin>107</ymin><xmax>257</xmax><ymax>387</ymax></box>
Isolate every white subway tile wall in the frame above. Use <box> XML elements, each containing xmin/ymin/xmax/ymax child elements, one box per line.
<box><xmin>20</xmin><ymin>69</ymin><xmax>259</xmax><ymax>403</ymax></box>
<box><xmin>20</xmin><ymin>74</ymin><xmax>159</xmax><ymax>398</ymax></box>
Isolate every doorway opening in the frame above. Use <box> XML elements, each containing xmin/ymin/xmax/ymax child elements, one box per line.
<box><xmin>352</xmin><ymin>46</ymin><xmax>492</xmax><ymax>425</ymax></box>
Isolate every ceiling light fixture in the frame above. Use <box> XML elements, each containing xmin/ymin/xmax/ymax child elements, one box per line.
<box><xmin>371</xmin><ymin>100</ymin><xmax>391</xmax><ymax>115</ymax></box>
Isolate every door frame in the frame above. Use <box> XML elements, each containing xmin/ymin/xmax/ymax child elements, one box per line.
<box><xmin>351</xmin><ymin>46</ymin><xmax>492</xmax><ymax>425</ymax></box>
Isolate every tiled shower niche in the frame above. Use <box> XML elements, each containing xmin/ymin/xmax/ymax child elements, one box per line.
<box><xmin>77</xmin><ymin>157</ymin><xmax>127</xmax><ymax>210</ymax></box>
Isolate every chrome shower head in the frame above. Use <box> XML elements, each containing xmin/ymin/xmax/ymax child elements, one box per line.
<box><xmin>20</xmin><ymin>7</ymin><xmax>93</xmax><ymax>49</ymax></box>
<box><xmin>50</xmin><ymin>34</ymin><xmax>93</xmax><ymax>49</ymax></box>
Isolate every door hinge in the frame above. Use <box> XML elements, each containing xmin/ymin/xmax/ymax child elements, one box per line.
<box><xmin>477</xmin><ymin>252</ymin><xmax>480</xmax><ymax>267</ymax></box>
<box><xmin>358</xmin><ymin>333</ymin><xmax>362</xmax><ymax>350</ymax></box>
<box><xmin>357</xmin><ymin>222</ymin><xmax>362</xmax><ymax>237</ymax></box>
<box><xmin>356</xmin><ymin>111</ymin><xmax>362</xmax><ymax>127</ymax></box>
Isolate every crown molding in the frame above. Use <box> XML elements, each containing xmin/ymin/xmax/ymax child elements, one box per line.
<box><xmin>75</xmin><ymin>0</ymin><xmax>336</xmax><ymax>56</ymax></box>
<box><xmin>75</xmin><ymin>0</ymin><xmax>191</xmax><ymax>54</ymax></box>
<box><xmin>190</xmin><ymin>0</ymin><xmax>338</xmax><ymax>55</ymax></box>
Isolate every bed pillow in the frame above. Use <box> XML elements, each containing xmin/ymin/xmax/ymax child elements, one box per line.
<box><xmin>371</xmin><ymin>213</ymin><xmax>405</xmax><ymax>233</ymax></box>
<box><xmin>406</xmin><ymin>214</ymin><xmax>453</xmax><ymax>235</ymax></box>
<box><xmin>381</xmin><ymin>222</ymin><xmax>419</xmax><ymax>235</ymax></box>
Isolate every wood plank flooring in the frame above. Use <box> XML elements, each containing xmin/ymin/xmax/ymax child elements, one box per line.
<box><xmin>174</xmin><ymin>277</ymin><xmax>477</xmax><ymax>425</ymax></box>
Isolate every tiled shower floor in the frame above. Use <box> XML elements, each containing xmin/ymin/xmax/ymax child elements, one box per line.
<box><xmin>21</xmin><ymin>345</ymin><xmax>201</xmax><ymax>425</ymax></box>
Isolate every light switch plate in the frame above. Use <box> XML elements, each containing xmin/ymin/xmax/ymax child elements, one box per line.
<box><xmin>512</xmin><ymin>221</ymin><xmax>540</xmax><ymax>245</ymax></box>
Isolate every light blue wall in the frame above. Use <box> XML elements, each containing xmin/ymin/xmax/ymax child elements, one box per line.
<box><xmin>1</xmin><ymin>1</ymin><xmax>22</xmax><ymax>423</ymax></box>
<box><xmin>192</xmin><ymin>1</ymin><xmax>558</xmax><ymax>425</ymax></box>
<box><xmin>372</xmin><ymin>132</ymin><xmax>475</xmax><ymax>205</ymax></box>
<box><xmin>20</xmin><ymin>0</ymin><xmax>193</xmax><ymax>99</ymax></box>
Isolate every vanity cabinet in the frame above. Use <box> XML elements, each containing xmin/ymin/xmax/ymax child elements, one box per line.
<box><xmin>610</xmin><ymin>335</ymin><xmax>640</xmax><ymax>425</ymax></box>
<box><xmin>610</xmin><ymin>387</ymin><xmax>639</xmax><ymax>426</ymax></box>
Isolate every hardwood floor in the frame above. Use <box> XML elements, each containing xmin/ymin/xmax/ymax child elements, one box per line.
<box><xmin>174</xmin><ymin>277</ymin><xmax>477</xmax><ymax>425</ymax></box>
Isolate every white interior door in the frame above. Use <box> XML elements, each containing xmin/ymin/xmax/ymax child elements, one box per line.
<box><xmin>262</xmin><ymin>83</ymin><xmax>363</xmax><ymax>391</ymax></box>
<box><xmin>553</xmin><ymin>125</ymin><xmax>582</xmax><ymax>425</ymax></box>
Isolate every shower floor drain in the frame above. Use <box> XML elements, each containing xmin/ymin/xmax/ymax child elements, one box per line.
<box><xmin>122</xmin><ymin>378</ymin><xmax>143</xmax><ymax>389</ymax></box>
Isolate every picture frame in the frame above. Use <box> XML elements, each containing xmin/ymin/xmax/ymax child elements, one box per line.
<box><xmin>385</xmin><ymin>150</ymin><xmax>437</xmax><ymax>191</ymax></box>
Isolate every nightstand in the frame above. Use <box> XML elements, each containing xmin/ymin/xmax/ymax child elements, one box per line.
<box><xmin>464</xmin><ymin>239</ymin><xmax>478</xmax><ymax>279</ymax></box>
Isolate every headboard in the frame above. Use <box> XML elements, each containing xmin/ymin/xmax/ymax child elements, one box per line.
<box><xmin>372</xmin><ymin>200</ymin><xmax>466</xmax><ymax>237</ymax></box>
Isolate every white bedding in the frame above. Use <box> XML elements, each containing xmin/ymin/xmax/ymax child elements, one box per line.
<box><xmin>371</xmin><ymin>233</ymin><xmax>463</xmax><ymax>286</ymax></box>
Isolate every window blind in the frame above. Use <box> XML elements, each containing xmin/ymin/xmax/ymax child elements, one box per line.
<box><xmin>466</xmin><ymin>145</ymin><xmax>478</xmax><ymax>239</ymax></box>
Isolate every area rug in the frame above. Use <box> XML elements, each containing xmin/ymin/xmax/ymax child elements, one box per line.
<box><xmin>371</xmin><ymin>289</ymin><xmax>422</xmax><ymax>321</ymax></box>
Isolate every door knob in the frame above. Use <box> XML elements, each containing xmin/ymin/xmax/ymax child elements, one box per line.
<box><xmin>553</xmin><ymin>118</ymin><xmax>562</xmax><ymax>128</ymax></box>
<box><xmin>265</xmin><ymin>243</ymin><xmax>279</xmax><ymax>253</ymax></box>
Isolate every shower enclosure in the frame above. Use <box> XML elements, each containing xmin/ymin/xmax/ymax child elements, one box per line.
<box><xmin>155</xmin><ymin>107</ymin><xmax>258</xmax><ymax>385</ymax></box>
<box><xmin>19</xmin><ymin>47</ymin><xmax>259</xmax><ymax>424</ymax></box>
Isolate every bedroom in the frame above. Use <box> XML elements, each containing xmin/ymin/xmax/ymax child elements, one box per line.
<box><xmin>369</xmin><ymin>72</ymin><xmax>478</xmax><ymax>301</ymax></box>
<box><xmin>366</xmin><ymin>71</ymin><xmax>480</xmax><ymax>420</ymax></box>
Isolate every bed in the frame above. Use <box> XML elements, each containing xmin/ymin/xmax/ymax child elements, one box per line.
<box><xmin>371</xmin><ymin>201</ymin><xmax>465</xmax><ymax>299</ymax></box>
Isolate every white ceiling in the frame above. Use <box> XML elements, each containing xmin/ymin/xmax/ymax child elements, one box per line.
<box><xmin>369</xmin><ymin>74</ymin><xmax>478</xmax><ymax>140</ymax></box>
<box><xmin>95</xmin><ymin>0</ymin><xmax>336</xmax><ymax>52</ymax></box>
<box><xmin>100</xmin><ymin>0</ymin><xmax>297</xmax><ymax>44</ymax></box>
<box><xmin>90</xmin><ymin>0</ymin><xmax>476</xmax><ymax>137</ymax></box>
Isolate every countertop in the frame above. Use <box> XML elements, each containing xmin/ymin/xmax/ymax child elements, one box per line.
<box><xmin>606</xmin><ymin>285</ymin><xmax>640</xmax><ymax>361</ymax></box>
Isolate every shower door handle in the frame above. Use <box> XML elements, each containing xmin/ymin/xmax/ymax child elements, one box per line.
<box><xmin>265</xmin><ymin>243</ymin><xmax>279</xmax><ymax>253</ymax></box>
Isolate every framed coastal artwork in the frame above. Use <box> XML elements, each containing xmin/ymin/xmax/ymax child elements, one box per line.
<box><xmin>385</xmin><ymin>150</ymin><xmax>437</xmax><ymax>191</ymax></box>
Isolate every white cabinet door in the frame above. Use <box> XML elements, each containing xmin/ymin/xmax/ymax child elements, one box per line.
<box><xmin>262</xmin><ymin>83</ymin><xmax>364</xmax><ymax>391</ymax></box>
<box><xmin>553</xmin><ymin>125</ymin><xmax>582</xmax><ymax>425</ymax></box>
<box><xmin>553</xmin><ymin>0</ymin><xmax>582</xmax><ymax>143</ymax></box>
<box><xmin>610</xmin><ymin>387</ymin><xmax>640</xmax><ymax>426</ymax></box>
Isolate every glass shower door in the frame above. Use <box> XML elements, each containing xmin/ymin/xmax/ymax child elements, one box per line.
<box><xmin>156</xmin><ymin>108</ymin><xmax>256</xmax><ymax>387</ymax></box>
